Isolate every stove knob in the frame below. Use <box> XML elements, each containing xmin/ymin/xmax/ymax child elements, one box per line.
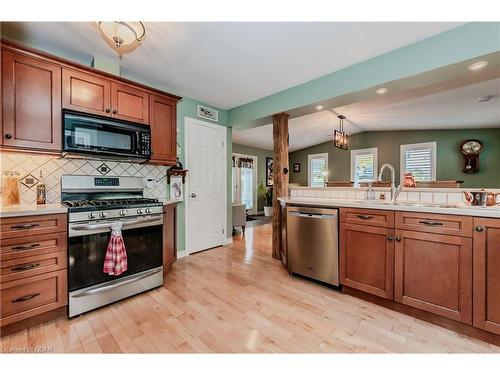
<box><xmin>137</xmin><ymin>209</ymin><xmax>143</xmax><ymax>214</ymax></box>
<box><xmin>119</xmin><ymin>210</ymin><xmax>127</xmax><ymax>216</ymax></box>
<box><xmin>145</xmin><ymin>208</ymin><xmax>151</xmax><ymax>214</ymax></box>
<box><xmin>88</xmin><ymin>213</ymin><xmax>96</xmax><ymax>219</ymax></box>
<box><xmin>99</xmin><ymin>212</ymin><xmax>107</xmax><ymax>218</ymax></box>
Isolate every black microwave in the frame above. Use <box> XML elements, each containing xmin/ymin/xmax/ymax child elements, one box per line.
<box><xmin>63</xmin><ymin>110</ymin><xmax>151</xmax><ymax>160</ymax></box>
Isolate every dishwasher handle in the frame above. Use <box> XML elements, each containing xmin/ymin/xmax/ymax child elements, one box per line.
<box><xmin>288</xmin><ymin>211</ymin><xmax>335</xmax><ymax>219</ymax></box>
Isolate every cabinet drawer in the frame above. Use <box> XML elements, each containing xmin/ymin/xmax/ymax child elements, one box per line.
<box><xmin>0</xmin><ymin>214</ymin><xmax>67</xmax><ymax>239</ymax></box>
<box><xmin>1</xmin><ymin>251</ymin><xmax>67</xmax><ymax>283</ymax></box>
<box><xmin>0</xmin><ymin>270</ymin><xmax>67</xmax><ymax>327</ymax></box>
<box><xmin>1</xmin><ymin>232</ymin><xmax>67</xmax><ymax>261</ymax></box>
<box><xmin>395</xmin><ymin>211</ymin><xmax>472</xmax><ymax>237</ymax></box>
<box><xmin>340</xmin><ymin>208</ymin><xmax>394</xmax><ymax>228</ymax></box>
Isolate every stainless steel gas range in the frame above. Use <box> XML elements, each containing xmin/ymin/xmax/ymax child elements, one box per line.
<box><xmin>61</xmin><ymin>175</ymin><xmax>164</xmax><ymax>318</ymax></box>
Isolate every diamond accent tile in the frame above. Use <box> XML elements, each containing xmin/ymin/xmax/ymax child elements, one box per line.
<box><xmin>97</xmin><ymin>163</ymin><xmax>111</xmax><ymax>175</ymax></box>
<box><xmin>20</xmin><ymin>174</ymin><xmax>39</xmax><ymax>188</ymax></box>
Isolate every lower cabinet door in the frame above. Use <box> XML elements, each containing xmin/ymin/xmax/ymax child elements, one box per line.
<box><xmin>394</xmin><ymin>230</ymin><xmax>472</xmax><ymax>323</ymax></box>
<box><xmin>340</xmin><ymin>223</ymin><xmax>394</xmax><ymax>299</ymax></box>
<box><xmin>0</xmin><ymin>269</ymin><xmax>67</xmax><ymax>326</ymax></box>
<box><xmin>473</xmin><ymin>218</ymin><xmax>500</xmax><ymax>334</ymax></box>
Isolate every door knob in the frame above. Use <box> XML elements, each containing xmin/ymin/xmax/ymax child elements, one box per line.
<box><xmin>190</xmin><ymin>193</ymin><xmax>197</xmax><ymax>198</ymax></box>
<box><xmin>5</xmin><ymin>133</ymin><xmax>12</xmax><ymax>139</ymax></box>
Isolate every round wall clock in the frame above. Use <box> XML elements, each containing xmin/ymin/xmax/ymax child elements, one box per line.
<box><xmin>460</xmin><ymin>139</ymin><xmax>484</xmax><ymax>174</ymax></box>
<box><xmin>460</xmin><ymin>139</ymin><xmax>484</xmax><ymax>155</ymax></box>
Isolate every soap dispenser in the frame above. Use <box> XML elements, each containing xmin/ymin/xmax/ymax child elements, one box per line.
<box><xmin>366</xmin><ymin>182</ymin><xmax>376</xmax><ymax>200</ymax></box>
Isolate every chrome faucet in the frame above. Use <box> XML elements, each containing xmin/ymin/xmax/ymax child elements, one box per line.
<box><xmin>377</xmin><ymin>163</ymin><xmax>403</xmax><ymax>202</ymax></box>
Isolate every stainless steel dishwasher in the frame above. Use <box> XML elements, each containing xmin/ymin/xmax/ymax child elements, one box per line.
<box><xmin>286</xmin><ymin>205</ymin><xmax>339</xmax><ymax>286</ymax></box>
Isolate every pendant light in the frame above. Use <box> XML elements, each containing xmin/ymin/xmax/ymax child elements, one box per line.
<box><xmin>334</xmin><ymin>115</ymin><xmax>348</xmax><ymax>150</ymax></box>
<box><xmin>97</xmin><ymin>22</ymin><xmax>146</xmax><ymax>57</ymax></box>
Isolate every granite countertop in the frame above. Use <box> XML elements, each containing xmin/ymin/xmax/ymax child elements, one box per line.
<box><xmin>0</xmin><ymin>203</ymin><xmax>68</xmax><ymax>218</ymax></box>
<box><xmin>159</xmin><ymin>198</ymin><xmax>182</xmax><ymax>206</ymax></box>
<box><xmin>278</xmin><ymin>197</ymin><xmax>500</xmax><ymax>219</ymax></box>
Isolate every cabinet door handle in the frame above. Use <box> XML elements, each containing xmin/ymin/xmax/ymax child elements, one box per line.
<box><xmin>105</xmin><ymin>108</ymin><xmax>111</xmax><ymax>113</ymax></box>
<box><xmin>12</xmin><ymin>293</ymin><xmax>40</xmax><ymax>303</ymax></box>
<box><xmin>112</xmin><ymin>109</ymin><xmax>117</xmax><ymax>114</ymax></box>
<box><xmin>418</xmin><ymin>220</ymin><xmax>443</xmax><ymax>226</ymax></box>
<box><xmin>387</xmin><ymin>236</ymin><xmax>393</xmax><ymax>241</ymax></box>
<box><xmin>5</xmin><ymin>133</ymin><xmax>12</xmax><ymax>139</ymax></box>
<box><xmin>11</xmin><ymin>243</ymin><xmax>40</xmax><ymax>251</ymax></box>
<box><xmin>475</xmin><ymin>226</ymin><xmax>484</xmax><ymax>232</ymax></box>
<box><xmin>395</xmin><ymin>236</ymin><xmax>402</xmax><ymax>242</ymax></box>
<box><xmin>356</xmin><ymin>215</ymin><xmax>374</xmax><ymax>220</ymax></box>
<box><xmin>10</xmin><ymin>223</ymin><xmax>40</xmax><ymax>229</ymax></box>
<box><xmin>11</xmin><ymin>263</ymin><xmax>41</xmax><ymax>272</ymax></box>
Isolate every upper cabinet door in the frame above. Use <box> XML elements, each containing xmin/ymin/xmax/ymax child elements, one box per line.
<box><xmin>111</xmin><ymin>82</ymin><xmax>149</xmax><ymax>124</ymax></box>
<box><xmin>2</xmin><ymin>51</ymin><xmax>62</xmax><ymax>151</ymax></box>
<box><xmin>473</xmin><ymin>218</ymin><xmax>500</xmax><ymax>335</ymax></box>
<box><xmin>62</xmin><ymin>68</ymin><xmax>111</xmax><ymax>116</ymax></box>
<box><xmin>149</xmin><ymin>94</ymin><xmax>177</xmax><ymax>165</ymax></box>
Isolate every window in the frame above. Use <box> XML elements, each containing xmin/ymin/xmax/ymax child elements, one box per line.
<box><xmin>308</xmin><ymin>153</ymin><xmax>328</xmax><ymax>187</ymax></box>
<box><xmin>400</xmin><ymin>142</ymin><xmax>437</xmax><ymax>182</ymax></box>
<box><xmin>350</xmin><ymin>148</ymin><xmax>378</xmax><ymax>183</ymax></box>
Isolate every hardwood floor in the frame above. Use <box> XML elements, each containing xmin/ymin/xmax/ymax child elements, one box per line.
<box><xmin>1</xmin><ymin>223</ymin><xmax>499</xmax><ymax>353</ymax></box>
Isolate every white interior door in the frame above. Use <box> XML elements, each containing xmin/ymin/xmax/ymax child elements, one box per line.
<box><xmin>185</xmin><ymin>117</ymin><xmax>226</xmax><ymax>253</ymax></box>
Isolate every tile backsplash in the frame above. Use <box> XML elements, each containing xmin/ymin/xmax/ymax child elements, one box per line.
<box><xmin>0</xmin><ymin>152</ymin><xmax>168</xmax><ymax>205</ymax></box>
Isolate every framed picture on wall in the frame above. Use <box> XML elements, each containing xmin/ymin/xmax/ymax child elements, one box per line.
<box><xmin>266</xmin><ymin>157</ymin><xmax>273</xmax><ymax>186</ymax></box>
<box><xmin>170</xmin><ymin>176</ymin><xmax>184</xmax><ymax>201</ymax></box>
<box><xmin>293</xmin><ymin>163</ymin><xmax>301</xmax><ymax>173</ymax></box>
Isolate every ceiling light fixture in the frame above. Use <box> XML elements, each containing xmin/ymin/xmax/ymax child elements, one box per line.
<box><xmin>97</xmin><ymin>21</ymin><xmax>145</xmax><ymax>56</ymax></box>
<box><xmin>334</xmin><ymin>115</ymin><xmax>348</xmax><ymax>150</ymax></box>
<box><xmin>315</xmin><ymin>104</ymin><xmax>324</xmax><ymax>110</ymax></box>
<box><xmin>375</xmin><ymin>87</ymin><xmax>388</xmax><ymax>95</ymax></box>
<box><xmin>468</xmin><ymin>61</ymin><xmax>488</xmax><ymax>71</ymax></box>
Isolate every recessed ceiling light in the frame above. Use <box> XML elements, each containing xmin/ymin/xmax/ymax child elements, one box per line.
<box><xmin>375</xmin><ymin>87</ymin><xmax>388</xmax><ymax>95</ymax></box>
<box><xmin>468</xmin><ymin>61</ymin><xmax>488</xmax><ymax>71</ymax></box>
<box><xmin>478</xmin><ymin>95</ymin><xmax>494</xmax><ymax>102</ymax></box>
<box><xmin>315</xmin><ymin>104</ymin><xmax>324</xmax><ymax>110</ymax></box>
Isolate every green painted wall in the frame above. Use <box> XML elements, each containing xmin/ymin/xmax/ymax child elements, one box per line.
<box><xmin>228</xmin><ymin>23</ymin><xmax>500</xmax><ymax>126</ymax></box>
<box><xmin>232</xmin><ymin>144</ymin><xmax>273</xmax><ymax>211</ymax></box>
<box><xmin>289</xmin><ymin>128</ymin><xmax>500</xmax><ymax>188</ymax></box>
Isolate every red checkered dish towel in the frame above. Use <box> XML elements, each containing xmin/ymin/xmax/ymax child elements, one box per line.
<box><xmin>103</xmin><ymin>221</ymin><xmax>128</xmax><ymax>276</ymax></box>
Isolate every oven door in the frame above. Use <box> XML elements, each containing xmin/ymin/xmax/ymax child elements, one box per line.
<box><xmin>63</xmin><ymin>110</ymin><xmax>148</xmax><ymax>158</ymax></box>
<box><xmin>68</xmin><ymin>215</ymin><xmax>163</xmax><ymax>292</ymax></box>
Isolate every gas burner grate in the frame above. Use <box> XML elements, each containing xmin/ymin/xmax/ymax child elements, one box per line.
<box><xmin>62</xmin><ymin>198</ymin><xmax>160</xmax><ymax>208</ymax></box>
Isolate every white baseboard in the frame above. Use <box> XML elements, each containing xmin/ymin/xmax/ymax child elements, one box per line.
<box><xmin>177</xmin><ymin>249</ymin><xmax>189</xmax><ymax>259</ymax></box>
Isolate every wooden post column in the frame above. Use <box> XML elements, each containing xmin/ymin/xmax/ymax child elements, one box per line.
<box><xmin>272</xmin><ymin>112</ymin><xmax>289</xmax><ymax>260</ymax></box>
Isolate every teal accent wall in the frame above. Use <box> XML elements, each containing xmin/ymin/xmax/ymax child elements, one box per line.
<box><xmin>232</xmin><ymin>144</ymin><xmax>273</xmax><ymax>211</ymax></box>
<box><xmin>228</xmin><ymin>23</ymin><xmax>500</xmax><ymax>126</ymax></box>
<box><xmin>289</xmin><ymin>128</ymin><xmax>500</xmax><ymax>188</ymax></box>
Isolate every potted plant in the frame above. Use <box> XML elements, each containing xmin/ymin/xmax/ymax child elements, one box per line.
<box><xmin>257</xmin><ymin>182</ymin><xmax>273</xmax><ymax>217</ymax></box>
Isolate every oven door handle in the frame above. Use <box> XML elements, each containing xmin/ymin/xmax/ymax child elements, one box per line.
<box><xmin>71</xmin><ymin>268</ymin><xmax>163</xmax><ymax>298</ymax></box>
<box><xmin>70</xmin><ymin>216</ymin><xmax>161</xmax><ymax>231</ymax></box>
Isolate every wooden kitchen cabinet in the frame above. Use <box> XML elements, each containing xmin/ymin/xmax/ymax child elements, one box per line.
<box><xmin>340</xmin><ymin>222</ymin><xmax>394</xmax><ymax>299</ymax></box>
<box><xmin>473</xmin><ymin>218</ymin><xmax>500</xmax><ymax>334</ymax></box>
<box><xmin>163</xmin><ymin>204</ymin><xmax>177</xmax><ymax>275</ymax></box>
<box><xmin>111</xmin><ymin>82</ymin><xmax>149</xmax><ymax>124</ymax></box>
<box><xmin>62</xmin><ymin>68</ymin><xmax>111</xmax><ymax>116</ymax></box>
<box><xmin>149</xmin><ymin>94</ymin><xmax>177</xmax><ymax>165</ymax></box>
<box><xmin>2</xmin><ymin>50</ymin><xmax>62</xmax><ymax>151</ymax></box>
<box><xmin>394</xmin><ymin>230</ymin><xmax>472</xmax><ymax>323</ymax></box>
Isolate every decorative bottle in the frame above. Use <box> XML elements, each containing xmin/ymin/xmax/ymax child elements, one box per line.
<box><xmin>36</xmin><ymin>170</ymin><xmax>46</xmax><ymax>205</ymax></box>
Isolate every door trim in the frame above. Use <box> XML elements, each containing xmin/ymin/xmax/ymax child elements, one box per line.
<box><xmin>184</xmin><ymin>116</ymin><xmax>227</xmax><ymax>254</ymax></box>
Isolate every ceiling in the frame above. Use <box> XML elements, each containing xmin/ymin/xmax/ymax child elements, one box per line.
<box><xmin>1</xmin><ymin>22</ymin><xmax>462</xmax><ymax>109</ymax></box>
<box><xmin>232</xmin><ymin>78</ymin><xmax>500</xmax><ymax>152</ymax></box>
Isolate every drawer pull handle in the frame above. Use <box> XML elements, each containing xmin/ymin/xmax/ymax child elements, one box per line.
<box><xmin>475</xmin><ymin>226</ymin><xmax>484</xmax><ymax>232</ymax></box>
<box><xmin>10</xmin><ymin>223</ymin><xmax>40</xmax><ymax>229</ymax></box>
<box><xmin>395</xmin><ymin>236</ymin><xmax>402</xmax><ymax>242</ymax></box>
<box><xmin>12</xmin><ymin>293</ymin><xmax>40</xmax><ymax>303</ymax></box>
<box><xmin>357</xmin><ymin>215</ymin><xmax>374</xmax><ymax>220</ymax></box>
<box><xmin>418</xmin><ymin>220</ymin><xmax>443</xmax><ymax>226</ymax></box>
<box><xmin>11</xmin><ymin>263</ymin><xmax>41</xmax><ymax>272</ymax></box>
<box><xmin>11</xmin><ymin>243</ymin><xmax>41</xmax><ymax>251</ymax></box>
<box><xmin>387</xmin><ymin>236</ymin><xmax>393</xmax><ymax>241</ymax></box>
